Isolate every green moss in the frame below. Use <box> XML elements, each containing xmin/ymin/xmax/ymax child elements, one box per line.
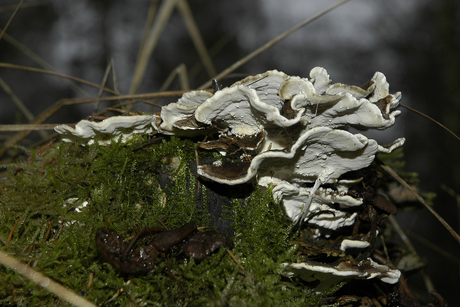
<box><xmin>0</xmin><ymin>136</ymin><xmax>341</xmax><ymax>306</ymax></box>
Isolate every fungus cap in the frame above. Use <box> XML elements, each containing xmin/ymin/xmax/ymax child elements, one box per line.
<box><xmin>54</xmin><ymin>115</ymin><xmax>158</xmax><ymax>145</ymax></box>
<box><xmin>283</xmin><ymin>257</ymin><xmax>401</xmax><ymax>286</ymax></box>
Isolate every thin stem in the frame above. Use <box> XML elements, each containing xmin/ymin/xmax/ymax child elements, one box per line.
<box><xmin>400</xmin><ymin>103</ymin><xmax>460</xmax><ymax>142</ymax></box>
<box><xmin>198</xmin><ymin>0</ymin><xmax>352</xmax><ymax>89</ymax></box>
<box><xmin>0</xmin><ymin>0</ymin><xmax>24</xmax><ymax>43</ymax></box>
<box><xmin>377</xmin><ymin>159</ymin><xmax>460</xmax><ymax>245</ymax></box>
<box><xmin>0</xmin><ymin>63</ymin><xmax>118</xmax><ymax>96</ymax></box>
<box><xmin>0</xmin><ymin>249</ymin><xmax>96</xmax><ymax>307</ymax></box>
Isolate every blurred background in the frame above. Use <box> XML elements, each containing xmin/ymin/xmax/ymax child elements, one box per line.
<box><xmin>0</xmin><ymin>0</ymin><xmax>459</xmax><ymax>303</ymax></box>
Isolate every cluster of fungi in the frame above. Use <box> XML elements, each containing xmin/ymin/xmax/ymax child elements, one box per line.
<box><xmin>56</xmin><ymin>68</ymin><xmax>446</xmax><ymax>305</ymax></box>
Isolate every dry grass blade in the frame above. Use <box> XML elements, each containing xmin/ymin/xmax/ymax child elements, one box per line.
<box><xmin>198</xmin><ymin>0</ymin><xmax>352</xmax><ymax>89</ymax></box>
<box><xmin>188</xmin><ymin>34</ymin><xmax>233</xmax><ymax>80</ymax></box>
<box><xmin>176</xmin><ymin>63</ymin><xmax>190</xmax><ymax>90</ymax></box>
<box><xmin>0</xmin><ymin>76</ymin><xmax>48</xmax><ymax>138</ymax></box>
<box><xmin>111</xmin><ymin>58</ymin><xmax>120</xmax><ymax>98</ymax></box>
<box><xmin>177</xmin><ymin>0</ymin><xmax>216</xmax><ymax>78</ymax></box>
<box><xmin>104</xmin><ymin>288</ymin><xmax>123</xmax><ymax>305</ymax></box>
<box><xmin>7</xmin><ymin>216</ymin><xmax>22</xmax><ymax>243</ymax></box>
<box><xmin>136</xmin><ymin>0</ymin><xmax>159</xmax><ymax>65</ymax></box>
<box><xmin>0</xmin><ymin>2</ymin><xmax>44</xmax><ymax>14</ymax></box>
<box><xmin>151</xmin><ymin>64</ymin><xmax>190</xmax><ymax>110</ymax></box>
<box><xmin>0</xmin><ymin>76</ymin><xmax>34</xmax><ymax>121</ymax></box>
<box><xmin>149</xmin><ymin>63</ymin><xmax>190</xmax><ymax>110</ymax></box>
<box><xmin>0</xmin><ymin>90</ymin><xmax>201</xmax><ymax>158</ymax></box>
<box><xmin>0</xmin><ymin>60</ymin><xmax>126</xmax><ymax>157</ymax></box>
<box><xmin>0</xmin><ymin>101</ymin><xmax>63</xmax><ymax>159</ymax></box>
<box><xmin>0</xmin><ymin>63</ymin><xmax>119</xmax><ymax>95</ymax></box>
<box><xmin>227</xmin><ymin>249</ymin><xmax>245</xmax><ymax>270</ymax></box>
<box><xmin>377</xmin><ymin>159</ymin><xmax>460</xmax><ymax>245</ymax></box>
<box><xmin>94</xmin><ymin>59</ymin><xmax>117</xmax><ymax>114</ymax></box>
<box><xmin>0</xmin><ymin>29</ymin><xmax>87</xmax><ymax>97</ymax></box>
<box><xmin>441</xmin><ymin>184</ymin><xmax>460</xmax><ymax>209</ymax></box>
<box><xmin>0</xmin><ymin>0</ymin><xmax>24</xmax><ymax>43</ymax></box>
<box><xmin>62</xmin><ymin>90</ymin><xmax>199</xmax><ymax>106</ymax></box>
<box><xmin>408</xmin><ymin>230</ymin><xmax>460</xmax><ymax>265</ymax></box>
<box><xmin>388</xmin><ymin>215</ymin><xmax>436</xmax><ymax>293</ymax></box>
<box><xmin>130</xmin><ymin>0</ymin><xmax>179</xmax><ymax>95</ymax></box>
<box><xmin>400</xmin><ymin>104</ymin><xmax>460</xmax><ymax>142</ymax></box>
<box><xmin>388</xmin><ymin>215</ymin><xmax>417</xmax><ymax>254</ymax></box>
<box><xmin>99</xmin><ymin>60</ymin><xmax>115</xmax><ymax>95</ymax></box>
<box><xmin>0</xmin><ymin>249</ymin><xmax>96</xmax><ymax>307</ymax></box>
<box><xmin>0</xmin><ymin>124</ymin><xmax>70</xmax><ymax>132</ymax></box>
<box><xmin>130</xmin><ymin>0</ymin><xmax>215</xmax><ymax>102</ymax></box>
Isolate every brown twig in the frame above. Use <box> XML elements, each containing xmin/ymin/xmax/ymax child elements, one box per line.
<box><xmin>0</xmin><ymin>76</ymin><xmax>34</xmax><ymax>122</ymax></box>
<box><xmin>408</xmin><ymin>230</ymin><xmax>460</xmax><ymax>265</ymax></box>
<box><xmin>94</xmin><ymin>59</ymin><xmax>117</xmax><ymax>114</ymax></box>
<box><xmin>0</xmin><ymin>2</ymin><xmax>44</xmax><ymax>14</ymax></box>
<box><xmin>227</xmin><ymin>249</ymin><xmax>244</xmax><ymax>270</ymax></box>
<box><xmin>177</xmin><ymin>0</ymin><xmax>216</xmax><ymax>78</ymax></box>
<box><xmin>0</xmin><ymin>90</ymin><xmax>204</xmax><ymax>158</ymax></box>
<box><xmin>400</xmin><ymin>103</ymin><xmax>460</xmax><ymax>142</ymax></box>
<box><xmin>0</xmin><ymin>124</ymin><xmax>73</xmax><ymax>132</ymax></box>
<box><xmin>0</xmin><ymin>28</ymin><xmax>87</xmax><ymax>96</ymax></box>
<box><xmin>0</xmin><ymin>63</ymin><xmax>118</xmax><ymax>95</ymax></box>
<box><xmin>198</xmin><ymin>0</ymin><xmax>352</xmax><ymax>89</ymax></box>
<box><xmin>104</xmin><ymin>288</ymin><xmax>123</xmax><ymax>305</ymax></box>
<box><xmin>87</xmin><ymin>272</ymin><xmax>94</xmax><ymax>288</ymax></box>
<box><xmin>7</xmin><ymin>216</ymin><xmax>23</xmax><ymax>243</ymax></box>
<box><xmin>157</xmin><ymin>219</ymin><xmax>168</xmax><ymax>230</ymax></box>
<box><xmin>130</xmin><ymin>0</ymin><xmax>180</xmax><ymax>95</ymax></box>
<box><xmin>388</xmin><ymin>215</ymin><xmax>436</xmax><ymax>293</ymax></box>
<box><xmin>377</xmin><ymin>159</ymin><xmax>460</xmax><ymax>245</ymax></box>
<box><xmin>0</xmin><ymin>0</ymin><xmax>24</xmax><ymax>43</ymax></box>
<box><xmin>62</xmin><ymin>90</ymin><xmax>203</xmax><ymax>106</ymax></box>
<box><xmin>42</xmin><ymin>221</ymin><xmax>52</xmax><ymax>243</ymax></box>
<box><xmin>0</xmin><ymin>249</ymin><xmax>96</xmax><ymax>307</ymax></box>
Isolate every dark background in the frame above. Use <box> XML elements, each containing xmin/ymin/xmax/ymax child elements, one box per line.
<box><xmin>0</xmin><ymin>0</ymin><xmax>459</xmax><ymax>304</ymax></box>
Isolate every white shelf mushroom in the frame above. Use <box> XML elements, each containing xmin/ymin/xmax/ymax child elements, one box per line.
<box><xmin>55</xmin><ymin>115</ymin><xmax>158</xmax><ymax>145</ymax></box>
<box><xmin>157</xmin><ymin>90</ymin><xmax>212</xmax><ymax>135</ymax></box>
<box><xmin>54</xmin><ymin>66</ymin><xmax>405</xmax><ymax>287</ymax></box>
<box><xmin>55</xmin><ymin>67</ymin><xmax>404</xmax><ymax>229</ymax></box>
<box><xmin>283</xmin><ymin>257</ymin><xmax>401</xmax><ymax>292</ymax></box>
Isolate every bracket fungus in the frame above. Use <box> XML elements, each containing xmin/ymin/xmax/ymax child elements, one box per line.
<box><xmin>55</xmin><ymin>66</ymin><xmax>405</xmax><ymax>287</ymax></box>
<box><xmin>283</xmin><ymin>258</ymin><xmax>401</xmax><ymax>293</ymax></box>
<box><xmin>55</xmin><ymin>115</ymin><xmax>158</xmax><ymax>145</ymax></box>
<box><xmin>156</xmin><ymin>91</ymin><xmax>212</xmax><ymax>135</ymax></box>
